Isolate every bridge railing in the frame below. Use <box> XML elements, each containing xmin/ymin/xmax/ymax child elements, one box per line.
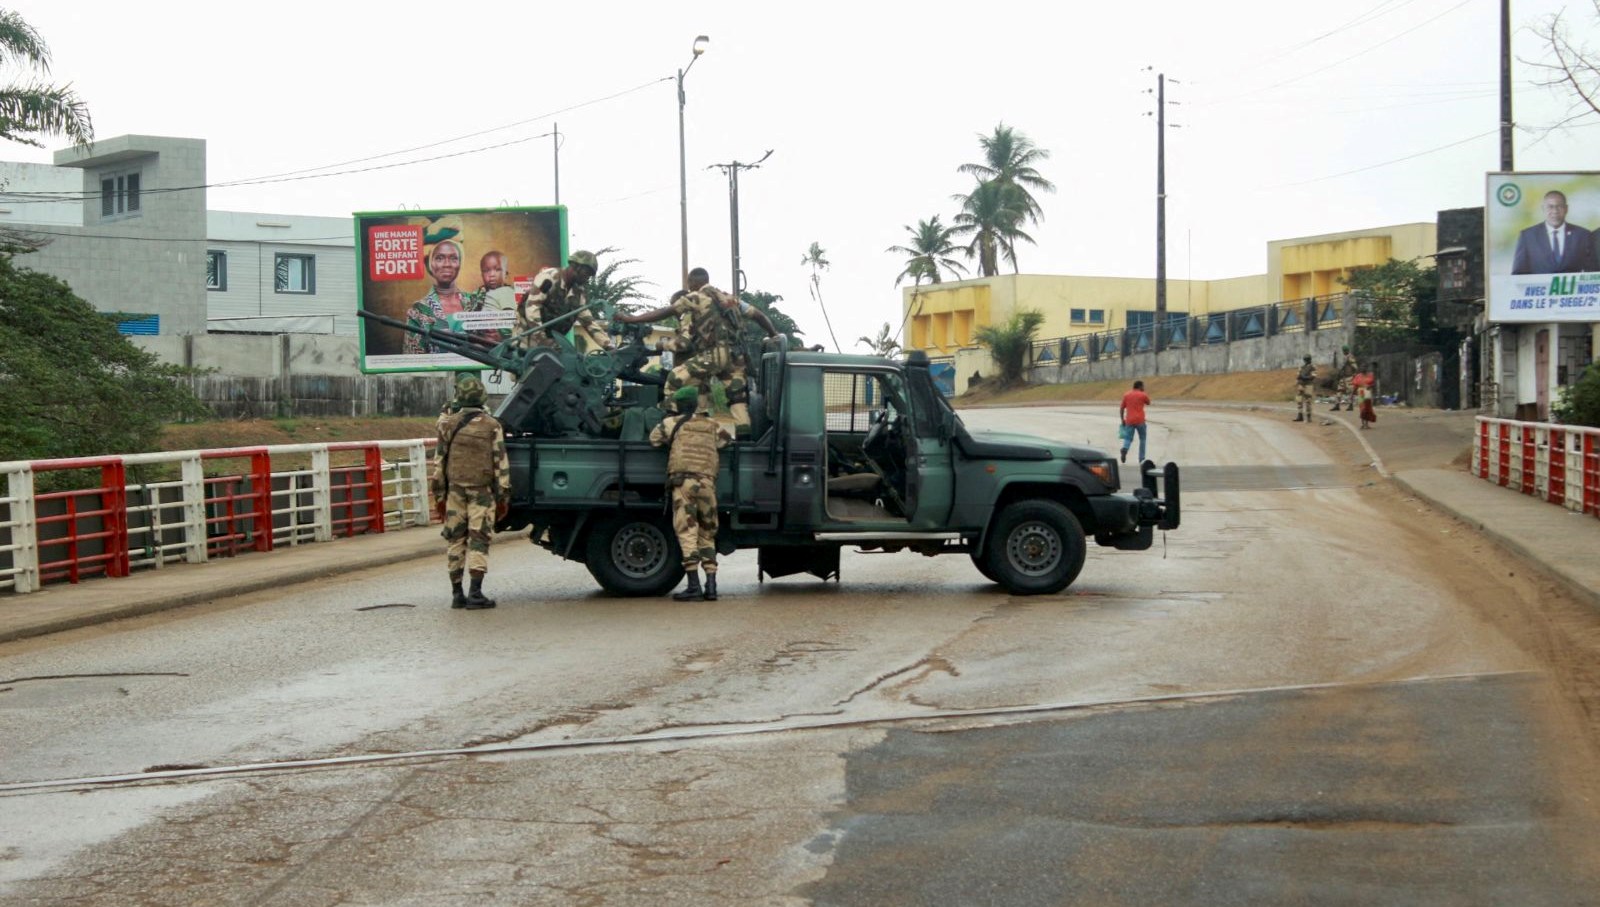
<box><xmin>1472</xmin><ymin>417</ymin><xmax>1600</xmax><ymax>519</ymax></box>
<box><xmin>0</xmin><ymin>440</ymin><xmax>435</xmax><ymax>595</ymax></box>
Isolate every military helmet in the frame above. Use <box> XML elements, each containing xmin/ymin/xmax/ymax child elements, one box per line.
<box><xmin>671</xmin><ymin>386</ymin><xmax>700</xmax><ymax>412</ymax></box>
<box><xmin>1342</xmin><ymin>345</ymin><xmax>1351</xmax><ymax>353</ymax></box>
<box><xmin>457</xmin><ymin>377</ymin><xmax>487</xmax><ymax>406</ymax></box>
<box><xmin>1303</xmin><ymin>354</ymin><xmax>1313</xmax><ymax>363</ymax></box>
<box><xmin>568</xmin><ymin>249</ymin><xmax>598</xmax><ymax>272</ymax></box>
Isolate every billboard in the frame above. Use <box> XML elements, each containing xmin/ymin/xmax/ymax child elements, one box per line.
<box><xmin>356</xmin><ymin>207</ymin><xmax>566</xmax><ymax>373</ymax></box>
<box><xmin>1486</xmin><ymin>172</ymin><xmax>1600</xmax><ymax>323</ymax></box>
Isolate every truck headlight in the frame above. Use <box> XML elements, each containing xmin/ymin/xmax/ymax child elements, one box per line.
<box><xmin>1078</xmin><ymin>459</ymin><xmax>1119</xmax><ymax>490</ymax></box>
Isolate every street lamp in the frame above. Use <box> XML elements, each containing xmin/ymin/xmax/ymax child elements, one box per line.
<box><xmin>678</xmin><ymin>35</ymin><xmax>710</xmax><ymax>291</ymax></box>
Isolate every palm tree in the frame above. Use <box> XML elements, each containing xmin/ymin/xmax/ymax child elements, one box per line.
<box><xmin>958</xmin><ymin>123</ymin><xmax>1054</xmax><ymax>224</ymax></box>
<box><xmin>800</xmin><ymin>241</ymin><xmax>841</xmax><ymax>352</ymax></box>
<box><xmin>856</xmin><ymin>322</ymin><xmax>901</xmax><ymax>358</ymax></box>
<box><xmin>973</xmin><ymin>309</ymin><xmax>1046</xmax><ymax>387</ymax></box>
<box><xmin>950</xmin><ymin>180</ymin><xmax>1033</xmax><ymax>277</ymax></box>
<box><xmin>0</xmin><ymin>10</ymin><xmax>93</xmax><ymax>148</ymax></box>
<box><xmin>583</xmin><ymin>246</ymin><xmax>655</xmax><ymax>317</ymax></box>
<box><xmin>886</xmin><ymin>216</ymin><xmax>968</xmax><ymax>287</ymax></box>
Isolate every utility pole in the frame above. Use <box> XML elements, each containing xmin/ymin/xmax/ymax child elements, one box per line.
<box><xmin>1500</xmin><ymin>0</ymin><xmax>1514</xmax><ymax>170</ymax></box>
<box><xmin>710</xmin><ymin>150</ymin><xmax>773</xmax><ymax>298</ymax></box>
<box><xmin>553</xmin><ymin>122</ymin><xmax>560</xmax><ymax>205</ymax></box>
<box><xmin>1156</xmin><ymin>72</ymin><xmax>1167</xmax><ymax>357</ymax></box>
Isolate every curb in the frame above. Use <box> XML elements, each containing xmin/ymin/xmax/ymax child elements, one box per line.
<box><xmin>0</xmin><ymin>534</ymin><xmax>440</xmax><ymax>645</ymax></box>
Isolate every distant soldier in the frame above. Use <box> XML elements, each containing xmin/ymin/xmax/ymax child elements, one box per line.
<box><xmin>1333</xmin><ymin>345</ymin><xmax>1357</xmax><ymax>411</ymax></box>
<box><xmin>650</xmin><ymin>385</ymin><xmax>733</xmax><ymax>601</ymax></box>
<box><xmin>1294</xmin><ymin>354</ymin><xmax>1316</xmax><ymax>423</ymax></box>
<box><xmin>616</xmin><ymin>267</ymin><xmax>779</xmax><ymax>434</ymax></box>
<box><xmin>431</xmin><ymin>377</ymin><xmax>511</xmax><ymax>609</ymax></box>
<box><xmin>514</xmin><ymin>249</ymin><xmax>616</xmax><ymax>355</ymax></box>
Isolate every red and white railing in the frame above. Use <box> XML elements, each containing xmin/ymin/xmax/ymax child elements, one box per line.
<box><xmin>1</xmin><ymin>440</ymin><xmax>435</xmax><ymax>594</ymax></box>
<box><xmin>1473</xmin><ymin>417</ymin><xmax>1600</xmax><ymax>519</ymax></box>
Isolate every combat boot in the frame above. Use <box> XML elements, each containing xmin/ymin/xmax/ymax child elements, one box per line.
<box><xmin>450</xmin><ymin>573</ymin><xmax>467</xmax><ymax>609</ymax></box>
<box><xmin>702</xmin><ymin>574</ymin><xmax>719</xmax><ymax>601</ymax></box>
<box><xmin>673</xmin><ymin>570</ymin><xmax>702</xmax><ymax>601</ymax></box>
<box><xmin>1293</xmin><ymin>414</ymin><xmax>1304</xmax><ymax>422</ymax></box>
<box><xmin>463</xmin><ymin>573</ymin><xmax>496</xmax><ymax>609</ymax></box>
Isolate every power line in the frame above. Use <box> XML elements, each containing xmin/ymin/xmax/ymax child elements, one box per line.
<box><xmin>1211</xmin><ymin>0</ymin><xmax>1423</xmax><ymax>79</ymax></box>
<box><xmin>1270</xmin><ymin>128</ymin><xmax>1497</xmax><ymax>188</ymax></box>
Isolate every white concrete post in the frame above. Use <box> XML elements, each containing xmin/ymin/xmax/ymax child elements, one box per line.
<box><xmin>180</xmin><ymin>457</ymin><xmax>209</xmax><ymax>564</ymax></box>
<box><xmin>8</xmin><ymin>469</ymin><xmax>38</xmax><ymax>594</ymax></box>
<box><xmin>311</xmin><ymin>447</ymin><xmax>333</xmax><ymax>543</ymax></box>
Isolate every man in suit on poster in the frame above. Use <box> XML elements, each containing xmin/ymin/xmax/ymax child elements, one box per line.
<box><xmin>1511</xmin><ymin>190</ymin><xmax>1600</xmax><ymax>275</ymax></box>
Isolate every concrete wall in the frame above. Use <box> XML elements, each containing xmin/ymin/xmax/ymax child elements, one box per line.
<box><xmin>18</xmin><ymin>136</ymin><xmax>211</xmax><ymax>335</ymax></box>
<box><xmin>205</xmin><ymin>211</ymin><xmax>358</xmax><ymax>334</ymax></box>
<box><xmin>1023</xmin><ymin>326</ymin><xmax>1354</xmax><ymax>388</ymax></box>
<box><xmin>1270</xmin><ymin>222</ymin><xmax>1436</xmax><ymax>300</ymax></box>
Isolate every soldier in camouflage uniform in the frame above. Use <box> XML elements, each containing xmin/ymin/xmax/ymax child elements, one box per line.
<box><xmin>650</xmin><ymin>386</ymin><xmax>733</xmax><ymax>601</ymax></box>
<box><xmin>1333</xmin><ymin>345</ymin><xmax>1357</xmax><ymax>411</ymax></box>
<box><xmin>616</xmin><ymin>267</ymin><xmax>779</xmax><ymax>434</ymax></box>
<box><xmin>513</xmin><ymin>249</ymin><xmax>616</xmax><ymax>355</ymax></box>
<box><xmin>1294</xmin><ymin>354</ymin><xmax>1316</xmax><ymax>423</ymax></box>
<box><xmin>431</xmin><ymin>377</ymin><xmax>511</xmax><ymax>609</ymax></box>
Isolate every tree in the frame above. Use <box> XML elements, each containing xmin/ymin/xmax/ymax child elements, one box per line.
<box><xmin>856</xmin><ymin>322</ymin><xmax>901</xmax><ymax>358</ymax></box>
<box><xmin>886</xmin><ymin>216</ymin><xmax>968</xmax><ymax>287</ymax></box>
<box><xmin>800</xmin><ymin>241</ymin><xmax>841</xmax><ymax>352</ymax></box>
<box><xmin>951</xmin><ymin>179</ymin><xmax>1033</xmax><ymax>277</ymax></box>
<box><xmin>584</xmin><ymin>246</ymin><xmax>655</xmax><ymax>317</ymax></box>
<box><xmin>0</xmin><ymin>257</ymin><xmax>206</xmax><ymax>462</ymax></box>
<box><xmin>739</xmin><ymin>289</ymin><xmax>806</xmax><ymax>349</ymax></box>
<box><xmin>973</xmin><ymin>309</ymin><xmax>1045</xmax><ymax>387</ymax></box>
<box><xmin>1527</xmin><ymin>1</ymin><xmax>1600</xmax><ymax>128</ymax></box>
<box><xmin>0</xmin><ymin>10</ymin><xmax>93</xmax><ymax>254</ymax></box>
<box><xmin>1553</xmin><ymin>363</ymin><xmax>1600</xmax><ymax>427</ymax></box>
<box><xmin>1341</xmin><ymin>258</ymin><xmax>1439</xmax><ymax>347</ymax></box>
<box><xmin>958</xmin><ymin>123</ymin><xmax>1055</xmax><ymax>225</ymax></box>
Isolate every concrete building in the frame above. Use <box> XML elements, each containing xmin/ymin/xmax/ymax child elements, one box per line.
<box><xmin>900</xmin><ymin>221</ymin><xmax>1437</xmax><ymax>358</ymax></box>
<box><xmin>205</xmin><ymin>211</ymin><xmax>358</xmax><ymax>335</ymax></box>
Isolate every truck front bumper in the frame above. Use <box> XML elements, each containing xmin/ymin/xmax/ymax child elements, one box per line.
<box><xmin>1091</xmin><ymin>461</ymin><xmax>1180</xmax><ymax>550</ymax></box>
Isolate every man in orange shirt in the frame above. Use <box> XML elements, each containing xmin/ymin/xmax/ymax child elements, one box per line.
<box><xmin>1119</xmin><ymin>379</ymin><xmax>1152</xmax><ymax>464</ymax></box>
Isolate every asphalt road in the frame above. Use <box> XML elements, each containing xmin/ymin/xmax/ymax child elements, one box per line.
<box><xmin>2</xmin><ymin>405</ymin><xmax>1597</xmax><ymax>906</ymax></box>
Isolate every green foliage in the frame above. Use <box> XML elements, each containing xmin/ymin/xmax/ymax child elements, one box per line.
<box><xmin>800</xmin><ymin>241</ymin><xmax>841</xmax><ymax>352</ymax></box>
<box><xmin>1341</xmin><ymin>258</ymin><xmax>1440</xmax><ymax>347</ymax></box>
<box><xmin>973</xmin><ymin>309</ymin><xmax>1046</xmax><ymax>386</ymax></box>
<box><xmin>585</xmin><ymin>246</ymin><xmax>655</xmax><ymax>317</ymax></box>
<box><xmin>0</xmin><ymin>10</ymin><xmax>92</xmax><ymax>254</ymax></box>
<box><xmin>886</xmin><ymin>215</ymin><xmax>967</xmax><ymax>287</ymax></box>
<box><xmin>739</xmin><ymin>289</ymin><xmax>806</xmax><ymax>349</ymax></box>
<box><xmin>951</xmin><ymin>179</ymin><xmax>1033</xmax><ymax>277</ymax></box>
<box><xmin>0</xmin><ymin>257</ymin><xmax>207</xmax><ymax>461</ymax></box>
<box><xmin>856</xmin><ymin>323</ymin><xmax>901</xmax><ymax>358</ymax></box>
<box><xmin>1552</xmin><ymin>364</ymin><xmax>1600</xmax><ymax>427</ymax></box>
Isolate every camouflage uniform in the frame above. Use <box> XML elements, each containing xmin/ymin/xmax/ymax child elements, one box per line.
<box><xmin>514</xmin><ymin>260</ymin><xmax>613</xmax><ymax>355</ymax></box>
<box><xmin>431</xmin><ymin>378</ymin><xmax>511</xmax><ymax>608</ymax></box>
<box><xmin>650</xmin><ymin>387</ymin><xmax>733</xmax><ymax>600</ymax></box>
<box><xmin>664</xmin><ymin>286</ymin><xmax>752</xmax><ymax>431</ymax></box>
<box><xmin>1295</xmin><ymin>357</ymin><xmax>1316</xmax><ymax>422</ymax></box>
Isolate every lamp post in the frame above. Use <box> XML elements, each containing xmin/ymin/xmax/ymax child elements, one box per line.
<box><xmin>678</xmin><ymin>35</ymin><xmax>710</xmax><ymax>291</ymax></box>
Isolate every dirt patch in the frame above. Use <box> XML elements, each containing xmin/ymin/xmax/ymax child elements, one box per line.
<box><xmin>159</xmin><ymin>417</ymin><xmax>438</xmax><ymax>453</ymax></box>
<box><xmin>957</xmin><ymin>370</ymin><xmax>1300</xmax><ymax>408</ymax></box>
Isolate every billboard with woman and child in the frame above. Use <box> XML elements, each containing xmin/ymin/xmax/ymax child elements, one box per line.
<box><xmin>1485</xmin><ymin>172</ymin><xmax>1600</xmax><ymax>324</ymax></box>
<box><xmin>356</xmin><ymin>206</ymin><xmax>566</xmax><ymax>373</ymax></box>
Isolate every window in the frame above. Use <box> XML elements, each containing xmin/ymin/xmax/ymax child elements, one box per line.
<box><xmin>1070</xmin><ymin>308</ymin><xmax>1086</xmax><ymax>324</ymax></box>
<box><xmin>1088</xmin><ymin>309</ymin><xmax>1105</xmax><ymax>325</ymax></box>
<box><xmin>274</xmin><ymin>253</ymin><xmax>316</xmax><ymax>294</ymax></box>
<box><xmin>206</xmin><ymin>251</ymin><xmax>227</xmax><ymax>291</ymax></box>
<box><xmin>99</xmin><ymin>170</ymin><xmax>141</xmax><ymax>219</ymax></box>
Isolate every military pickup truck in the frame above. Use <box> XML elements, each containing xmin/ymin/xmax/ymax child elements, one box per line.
<box><xmin>360</xmin><ymin>309</ymin><xmax>1180</xmax><ymax>596</ymax></box>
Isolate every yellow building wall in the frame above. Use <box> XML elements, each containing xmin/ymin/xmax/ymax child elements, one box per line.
<box><xmin>1269</xmin><ymin>223</ymin><xmax>1436</xmax><ymax>301</ymax></box>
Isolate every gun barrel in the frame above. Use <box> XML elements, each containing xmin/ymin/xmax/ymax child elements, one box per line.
<box><xmin>356</xmin><ymin>309</ymin><xmax>518</xmax><ymax>371</ymax></box>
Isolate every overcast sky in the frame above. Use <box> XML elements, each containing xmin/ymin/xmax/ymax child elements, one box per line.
<box><xmin>6</xmin><ymin>0</ymin><xmax>1596</xmax><ymax>348</ymax></box>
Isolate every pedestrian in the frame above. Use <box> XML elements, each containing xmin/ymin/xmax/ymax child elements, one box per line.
<box><xmin>1354</xmin><ymin>362</ymin><xmax>1378</xmax><ymax>429</ymax></box>
<box><xmin>650</xmin><ymin>385</ymin><xmax>733</xmax><ymax>601</ymax></box>
<box><xmin>1119</xmin><ymin>379</ymin><xmax>1151</xmax><ymax>464</ymax></box>
<box><xmin>1333</xmin><ymin>345</ymin><xmax>1357</xmax><ymax>412</ymax></box>
<box><xmin>1294</xmin><ymin>354</ymin><xmax>1316</xmax><ymax>423</ymax></box>
<box><xmin>431</xmin><ymin>377</ymin><xmax>511</xmax><ymax>609</ymax></box>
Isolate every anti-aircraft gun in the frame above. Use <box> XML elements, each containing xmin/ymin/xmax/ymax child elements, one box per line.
<box><xmin>357</xmin><ymin>301</ymin><xmax>669</xmax><ymax>440</ymax></box>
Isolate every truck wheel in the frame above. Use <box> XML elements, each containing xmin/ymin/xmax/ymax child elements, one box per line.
<box><xmin>982</xmin><ymin>500</ymin><xmax>1087</xmax><ymax>595</ymax></box>
<box><xmin>585</xmin><ymin>514</ymin><xmax>685</xmax><ymax>596</ymax></box>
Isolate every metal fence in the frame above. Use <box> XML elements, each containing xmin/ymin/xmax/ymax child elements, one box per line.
<box><xmin>1</xmin><ymin>440</ymin><xmax>435</xmax><ymax>595</ymax></box>
<box><xmin>1029</xmin><ymin>294</ymin><xmax>1350</xmax><ymax>367</ymax></box>
<box><xmin>1472</xmin><ymin>417</ymin><xmax>1600</xmax><ymax>518</ymax></box>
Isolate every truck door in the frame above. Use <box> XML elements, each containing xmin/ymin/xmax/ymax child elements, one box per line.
<box><xmin>903</xmin><ymin>364</ymin><xmax>955</xmax><ymax>530</ymax></box>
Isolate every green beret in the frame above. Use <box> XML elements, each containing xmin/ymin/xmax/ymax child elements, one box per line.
<box><xmin>672</xmin><ymin>386</ymin><xmax>700</xmax><ymax>410</ymax></box>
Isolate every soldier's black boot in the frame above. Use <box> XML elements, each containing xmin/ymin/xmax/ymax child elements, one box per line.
<box><xmin>450</xmin><ymin>573</ymin><xmax>467</xmax><ymax>609</ymax></box>
<box><xmin>1293</xmin><ymin>414</ymin><xmax>1304</xmax><ymax>422</ymax></box>
<box><xmin>673</xmin><ymin>570</ymin><xmax>702</xmax><ymax>601</ymax></box>
<box><xmin>464</xmin><ymin>572</ymin><xmax>496</xmax><ymax>609</ymax></box>
<box><xmin>702</xmin><ymin>574</ymin><xmax>718</xmax><ymax>601</ymax></box>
